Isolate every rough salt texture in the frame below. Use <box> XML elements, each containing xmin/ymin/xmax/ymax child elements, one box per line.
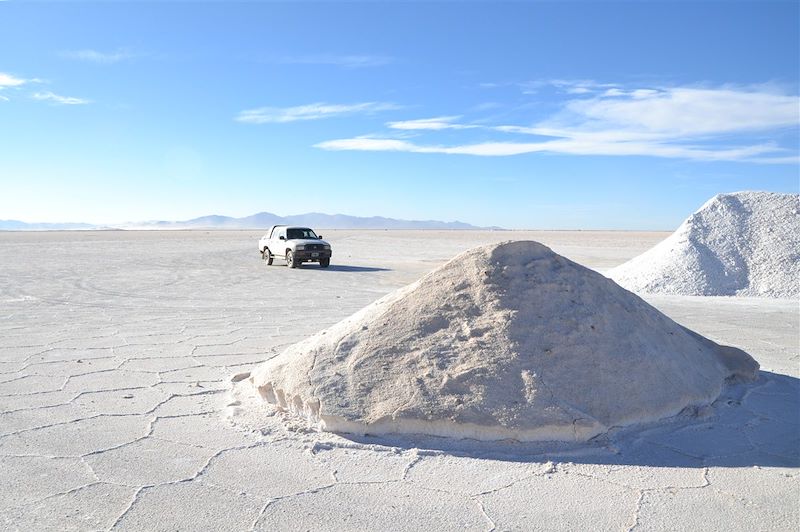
<box><xmin>250</xmin><ymin>241</ymin><xmax>758</xmax><ymax>442</ymax></box>
<box><xmin>609</xmin><ymin>191</ymin><xmax>800</xmax><ymax>298</ymax></box>
<box><xmin>1</xmin><ymin>231</ymin><xmax>796</xmax><ymax>531</ymax></box>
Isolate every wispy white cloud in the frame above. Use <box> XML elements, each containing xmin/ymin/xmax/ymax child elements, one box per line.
<box><xmin>272</xmin><ymin>54</ymin><xmax>392</xmax><ymax>68</ymax></box>
<box><xmin>60</xmin><ymin>48</ymin><xmax>137</xmax><ymax>64</ymax></box>
<box><xmin>387</xmin><ymin>116</ymin><xmax>479</xmax><ymax>131</ymax></box>
<box><xmin>545</xmin><ymin>86</ymin><xmax>797</xmax><ymax>137</ymax></box>
<box><xmin>549</xmin><ymin>79</ymin><xmax>619</xmax><ymax>92</ymax></box>
<box><xmin>32</xmin><ymin>91</ymin><xmax>90</xmax><ymax>105</ymax></box>
<box><xmin>471</xmin><ymin>102</ymin><xmax>502</xmax><ymax>112</ymax></box>
<box><xmin>0</xmin><ymin>72</ymin><xmax>28</xmax><ymax>88</ymax></box>
<box><xmin>236</xmin><ymin>102</ymin><xmax>400</xmax><ymax>124</ymax></box>
<box><xmin>316</xmin><ymin>136</ymin><xmax>785</xmax><ymax>162</ymax></box>
<box><xmin>317</xmin><ymin>137</ymin><xmax>420</xmax><ymax>152</ymax></box>
<box><xmin>514</xmin><ymin>79</ymin><xmax>620</xmax><ymax>95</ymax></box>
<box><xmin>1</xmin><ymin>72</ymin><xmax>41</xmax><ymax>102</ymax></box>
<box><xmin>2</xmin><ymin>71</ymin><xmax>93</xmax><ymax>106</ymax></box>
<box><xmin>565</xmin><ymin>86</ymin><xmax>592</xmax><ymax>95</ymax></box>
<box><xmin>481</xmin><ymin>79</ymin><xmax>621</xmax><ymax>95</ymax></box>
<box><xmin>314</xmin><ymin>85</ymin><xmax>799</xmax><ymax>164</ymax></box>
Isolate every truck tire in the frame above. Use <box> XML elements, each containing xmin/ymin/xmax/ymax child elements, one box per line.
<box><xmin>319</xmin><ymin>258</ymin><xmax>330</xmax><ymax>268</ymax></box>
<box><xmin>286</xmin><ymin>250</ymin><xmax>297</xmax><ymax>268</ymax></box>
<box><xmin>264</xmin><ymin>248</ymin><xmax>273</xmax><ymax>266</ymax></box>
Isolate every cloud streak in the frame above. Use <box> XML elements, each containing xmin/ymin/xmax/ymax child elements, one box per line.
<box><xmin>315</xmin><ymin>85</ymin><xmax>799</xmax><ymax>164</ymax></box>
<box><xmin>0</xmin><ymin>72</ymin><xmax>28</xmax><ymax>88</ymax></box>
<box><xmin>315</xmin><ymin>136</ymin><xmax>782</xmax><ymax>161</ymax></box>
<box><xmin>32</xmin><ymin>91</ymin><xmax>90</xmax><ymax>105</ymax></box>
<box><xmin>272</xmin><ymin>54</ymin><xmax>392</xmax><ymax>68</ymax></box>
<box><xmin>236</xmin><ymin>102</ymin><xmax>400</xmax><ymax>124</ymax></box>
<box><xmin>547</xmin><ymin>86</ymin><xmax>798</xmax><ymax>137</ymax></box>
<box><xmin>387</xmin><ymin>116</ymin><xmax>479</xmax><ymax>131</ymax></box>
<box><xmin>60</xmin><ymin>48</ymin><xmax>137</xmax><ymax>64</ymax></box>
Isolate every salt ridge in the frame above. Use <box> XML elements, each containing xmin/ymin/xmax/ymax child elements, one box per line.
<box><xmin>609</xmin><ymin>191</ymin><xmax>799</xmax><ymax>298</ymax></box>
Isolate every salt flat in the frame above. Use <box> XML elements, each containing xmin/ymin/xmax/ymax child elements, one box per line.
<box><xmin>0</xmin><ymin>230</ymin><xmax>797</xmax><ymax>531</ymax></box>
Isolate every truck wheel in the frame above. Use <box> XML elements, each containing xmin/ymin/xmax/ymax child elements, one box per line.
<box><xmin>286</xmin><ymin>250</ymin><xmax>297</xmax><ymax>268</ymax></box>
<box><xmin>319</xmin><ymin>258</ymin><xmax>330</xmax><ymax>268</ymax></box>
<box><xmin>264</xmin><ymin>248</ymin><xmax>273</xmax><ymax>266</ymax></box>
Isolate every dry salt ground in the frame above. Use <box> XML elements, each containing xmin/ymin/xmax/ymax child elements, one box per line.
<box><xmin>0</xmin><ymin>230</ymin><xmax>798</xmax><ymax>531</ymax></box>
<box><xmin>610</xmin><ymin>191</ymin><xmax>800</xmax><ymax>298</ymax></box>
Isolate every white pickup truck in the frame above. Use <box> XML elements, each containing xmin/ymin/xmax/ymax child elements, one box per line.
<box><xmin>258</xmin><ymin>225</ymin><xmax>332</xmax><ymax>268</ymax></box>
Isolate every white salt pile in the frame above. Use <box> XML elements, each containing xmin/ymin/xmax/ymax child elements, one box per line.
<box><xmin>250</xmin><ymin>241</ymin><xmax>758</xmax><ymax>442</ymax></box>
<box><xmin>610</xmin><ymin>191</ymin><xmax>799</xmax><ymax>298</ymax></box>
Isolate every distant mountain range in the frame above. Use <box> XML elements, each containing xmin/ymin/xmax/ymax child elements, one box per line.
<box><xmin>0</xmin><ymin>220</ymin><xmax>102</xmax><ymax>231</ymax></box>
<box><xmin>1</xmin><ymin>212</ymin><xmax>502</xmax><ymax>231</ymax></box>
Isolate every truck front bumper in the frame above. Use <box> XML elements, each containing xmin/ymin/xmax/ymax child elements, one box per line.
<box><xmin>295</xmin><ymin>250</ymin><xmax>332</xmax><ymax>261</ymax></box>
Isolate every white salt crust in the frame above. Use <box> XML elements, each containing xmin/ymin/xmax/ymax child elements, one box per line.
<box><xmin>251</xmin><ymin>241</ymin><xmax>758</xmax><ymax>442</ymax></box>
<box><xmin>610</xmin><ymin>191</ymin><xmax>799</xmax><ymax>298</ymax></box>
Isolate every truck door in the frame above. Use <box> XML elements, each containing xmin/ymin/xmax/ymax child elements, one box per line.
<box><xmin>273</xmin><ymin>227</ymin><xmax>287</xmax><ymax>258</ymax></box>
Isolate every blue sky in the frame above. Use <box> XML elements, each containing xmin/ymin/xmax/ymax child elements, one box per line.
<box><xmin>1</xmin><ymin>1</ymin><xmax>798</xmax><ymax>229</ymax></box>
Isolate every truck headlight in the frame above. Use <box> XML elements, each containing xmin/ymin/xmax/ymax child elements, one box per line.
<box><xmin>295</xmin><ymin>245</ymin><xmax>305</xmax><ymax>251</ymax></box>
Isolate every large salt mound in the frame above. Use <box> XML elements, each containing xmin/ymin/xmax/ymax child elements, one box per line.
<box><xmin>250</xmin><ymin>241</ymin><xmax>758</xmax><ymax>442</ymax></box>
<box><xmin>609</xmin><ymin>191</ymin><xmax>799</xmax><ymax>298</ymax></box>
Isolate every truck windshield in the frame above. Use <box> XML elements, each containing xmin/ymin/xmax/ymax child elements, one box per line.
<box><xmin>286</xmin><ymin>228</ymin><xmax>318</xmax><ymax>240</ymax></box>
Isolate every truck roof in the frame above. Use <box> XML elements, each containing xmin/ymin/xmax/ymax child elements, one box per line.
<box><xmin>267</xmin><ymin>224</ymin><xmax>316</xmax><ymax>237</ymax></box>
<box><xmin>266</xmin><ymin>224</ymin><xmax>285</xmax><ymax>238</ymax></box>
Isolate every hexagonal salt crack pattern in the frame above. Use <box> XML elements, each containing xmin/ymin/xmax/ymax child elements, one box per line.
<box><xmin>85</xmin><ymin>437</ymin><xmax>215</xmax><ymax>487</ymax></box>
<box><xmin>742</xmin><ymin>417</ymin><xmax>800</xmax><ymax>460</ymax></box>
<box><xmin>641</xmin><ymin>423</ymin><xmax>755</xmax><ymax>459</ymax></box>
<box><xmin>119</xmin><ymin>357</ymin><xmax>199</xmax><ymax>373</ymax></box>
<box><xmin>312</xmin><ymin>446</ymin><xmax>416</xmax><ymax>483</ymax></box>
<box><xmin>24</xmin><ymin>356</ymin><xmax>123</xmax><ymax>377</ymax></box>
<box><xmin>150</xmin><ymin>413</ymin><xmax>260</xmax><ymax>451</ymax></box>
<box><xmin>0</xmin><ymin>374</ymin><xmax>67</xmax><ymax>396</ymax></box>
<box><xmin>480</xmin><ymin>472</ymin><xmax>639</xmax><ymax>531</ymax></box>
<box><xmin>160</xmin><ymin>365</ymin><xmax>230</xmax><ymax>383</ymax></box>
<box><xmin>153</xmin><ymin>392</ymin><xmax>222</xmax><ymax>417</ymax></box>
<box><xmin>254</xmin><ymin>482</ymin><xmax>489</xmax><ymax>531</ymax></box>
<box><xmin>0</xmin><ymin>456</ymin><xmax>97</xmax><ymax>512</ymax></box>
<box><xmin>25</xmin><ymin>348</ymin><xmax>117</xmax><ymax>365</ymax></box>
<box><xmin>742</xmin><ymin>386</ymin><xmax>800</xmax><ymax>425</ymax></box>
<box><xmin>708</xmin><ymin>467</ymin><xmax>800</xmax><ymax>525</ymax></box>
<box><xmin>73</xmin><ymin>387</ymin><xmax>171</xmax><ymax>416</ymax></box>
<box><xmin>406</xmin><ymin>454</ymin><xmax>553</xmax><ymax>496</ymax></box>
<box><xmin>113</xmin><ymin>481</ymin><xmax>263</xmax><ymax>531</ymax></box>
<box><xmin>0</xmin><ymin>403</ymin><xmax>87</xmax><ymax>437</ymax></box>
<box><xmin>0</xmin><ymin>361</ymin><xmax>28</xmax><ymax>374</ymax></box>
<box><xmin>200</xmin><ymin>443</ymin><xmax>333</xmax><ymax>498</ymax></box>
<box><xmin>0</xmin><ymin>389</ymin><xmax>76</xmax><ymax>413</ymax></box>
<box><xmin>1</xmin><ymin>230</ymin><xmax>797</xmax><ymax>532</ymax></box>
<box><xmin>635</xmin><ymin>485</ymin><xmax>789</xmax><ymax>531</ymax></box>
<box><xmin>559</xmin><ymin>463</ymin><xmax>708</xmax><ymax>490</ymax></box>
<box><xmin>63</xmin><ymin>370</ymin><xmax>159</xmax><ymax>394</ymax></box>
<box><xmin>193</xmin><ymin>352</ymin><xmax>268</xmax><ymax>367</ymax></box>
<box><xmin>0</xmin><ymin>415</ymin><xmax>151</xmax><ymax>457</ymax></box>
<box><xmin>0</xmin><ymin>482</ymin><xmax>136</xmax><ymax>531</ymax></box>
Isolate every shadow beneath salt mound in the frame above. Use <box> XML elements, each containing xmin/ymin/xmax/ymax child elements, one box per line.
<box><xmin>315</xmin><ymin>265</ymin><xmax>391</xmax><ymax>273</ymax></box>
<box><xmin>335</xmin><ymin>372</ymin><xmax>799</xmax><ymax>468</ymax></box>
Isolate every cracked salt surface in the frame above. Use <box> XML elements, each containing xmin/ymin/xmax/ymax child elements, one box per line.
<box><xmin>0</xmin><ymin>230</ymin><xmax>797</xmax><ymax>531</ymax></box>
